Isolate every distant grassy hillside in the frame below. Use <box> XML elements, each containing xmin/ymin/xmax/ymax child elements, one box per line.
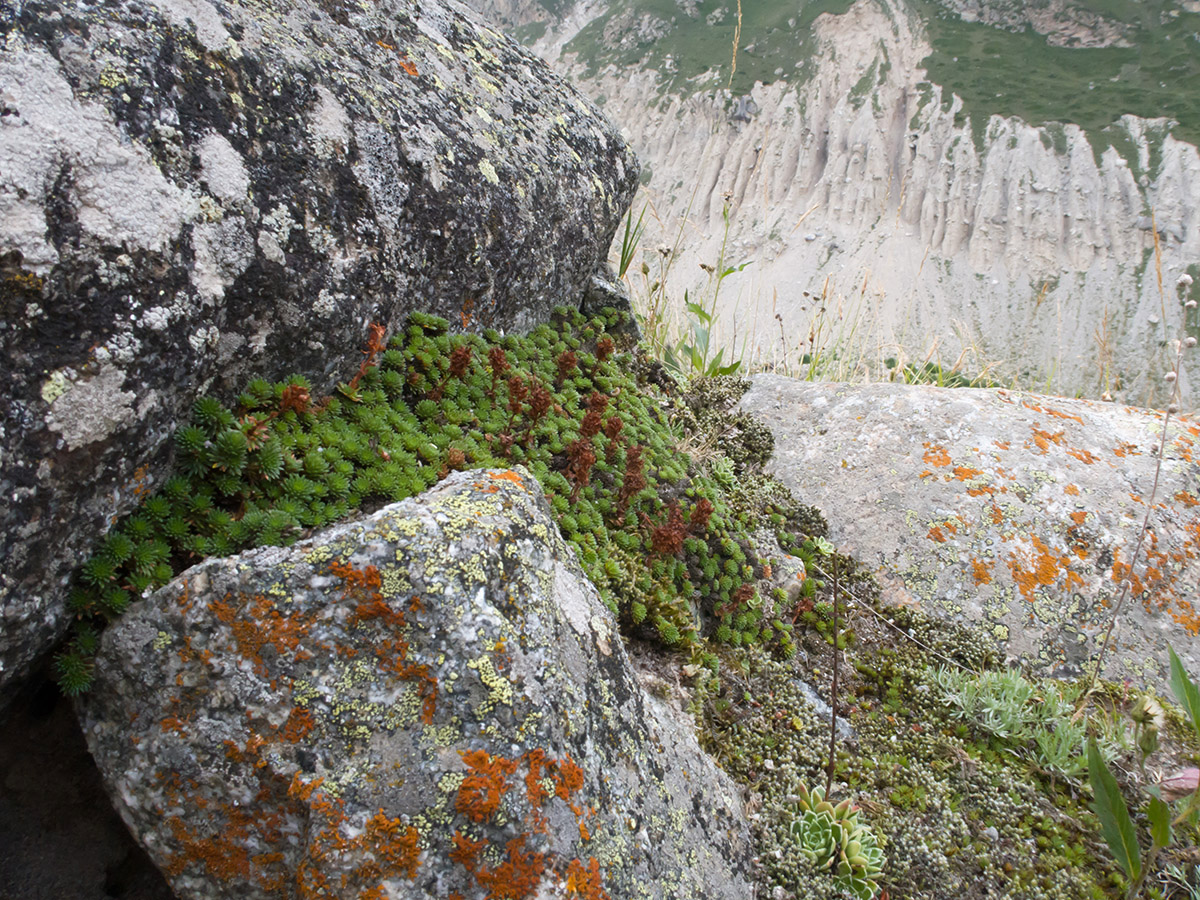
<box><xmin>563</xmin><ymin>0</ymin><xmax>855</xmax><ymax>95</ymax></box>
<box><xmin>916</xmin><ymin>0</ymin><xmax>1200</xmax><ymax>150</ymax></box>
<box><xmin>551</xmin><ymin>0</ymin><xmax>1199</xmax><ymax>148</ymax></box>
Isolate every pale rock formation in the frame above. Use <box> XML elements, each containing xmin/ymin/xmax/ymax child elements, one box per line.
<box><xmin>740</xmin><ymin>374</ymin><xmax>1200</xmax><ymax>692</ymax></box>
<box><xmin>471</xmin><ymin>0</ymin><xmax>1200</xmax><ymax>405</ymax></box>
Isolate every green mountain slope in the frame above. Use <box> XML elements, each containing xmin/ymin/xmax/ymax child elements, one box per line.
<box><xmin>550</xmin><ymin>0</ymin><xmax>1199</xmax><ymax>147</ymax></box>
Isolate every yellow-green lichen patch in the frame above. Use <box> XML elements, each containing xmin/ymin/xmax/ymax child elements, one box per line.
<box><xmin>41</xmin><ymin>369</ymin><xmax>72</xmax><ymax>405</ymax></box>
<box><xmin>303</xmin><ymin>545</ymin><xmax>334</xmax><ymax>566</ymax></box>
<box><xmin>467</xmin><ymin>655</ymin><xmax>513</xmax><ymax>716</ymax></box>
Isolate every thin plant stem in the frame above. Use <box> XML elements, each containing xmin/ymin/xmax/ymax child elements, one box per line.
<box><xmin>826</xmin><ymin>555</ymin><xmax>840</xmax><ymax>796</ymax></box>
<box><xmin>808</xmin><ymin>559</ymin><xmax>978</xmax><ymax>673</ymax></box>
<box><xmin>728</xmin><ymin>0</ymin><xmax>741</xmax><ymax>88</ymax></box>
<box><xmin>1085</xmin><ymin>340</ymin><xmax>1185</xmax><ymax>698</ymax></box>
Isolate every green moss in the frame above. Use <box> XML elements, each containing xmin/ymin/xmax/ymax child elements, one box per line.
<box><xmin>700</xmin><ymin>604</ymin><xmax>1133</xmax><ymax>900</ymax></box>
<box><xmin>57</xmin><ymin>307</ymin><xmax>824</xmax><ymax>692</ymax></box>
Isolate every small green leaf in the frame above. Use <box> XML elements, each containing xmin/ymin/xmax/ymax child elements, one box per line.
<box><xmin>1148</xmin><ymin>794</ymin><xmax>1171</xmax><ymax>850</ymax></box>
<box><xmin>706</xmin><ymin>348</ymin><xmax>725</xmax><ymax>376</ymax></box>
<box><xmin>1087</xmin><ymin>737</ymin><xmax>1141</xmax><ymax>882</ymax></box>
<box><xmin>1169</xmin><ymin>646</ymin><xmax>1200</xmax><ymax>742</ymax></box>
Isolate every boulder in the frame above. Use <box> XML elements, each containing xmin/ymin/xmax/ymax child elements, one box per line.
<box><xmin>739</xmin><ymin>375</ymin><xmax>1200</xmax><ymax>690</ymax></box>
<box><xmin>79</xmin><ymin>468</ymin><xmax>751</xmax><ymax>899</ymax></box>
<box><xmin>0</xmin><ymin>0</ymin><xmax>638</xmax><ymax>701</ymax></box>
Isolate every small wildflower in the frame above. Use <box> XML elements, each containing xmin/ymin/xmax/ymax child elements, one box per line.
<box><xmin>1187</xmin><ymin>336</ymin><xmax>1198</xmax><ymax>348</ymax></box>
<box><xmin>1179</xmin><ymin>273</ymin><xmax>1194</xmax><ymax>287</ymax></box>
<box><xmin>1130</xmin><ymin>694</ymin><xmax>1165</xmax><ymax>728</ymax></box>
<box><xmin>1165</xmin><ymin>371</ymin><xmax>1178</xmax><ymax>383</ymax></box>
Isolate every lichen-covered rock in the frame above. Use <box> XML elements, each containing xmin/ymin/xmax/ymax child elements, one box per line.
<box><xmin>739</xmin><ymin>375</ymin><xmax>1200</xmax><ymax>690</ymax></box>
<box><xmin>0</xmin><ymin>0</ymin><xmax>638</xmax><ymax>701</ymax></box>
<box><xmin>79</xmin><ymin>468</ymin><xmax>751</xmax><ymax>899</ymax></box>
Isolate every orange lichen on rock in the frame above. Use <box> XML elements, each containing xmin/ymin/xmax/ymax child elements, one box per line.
<box><xmin>566</xmin><ymin>857</ymin><xmax>611</xmax><ymax>900</ymax></box>
<box><xmin>359</xmin><ymin>811</ymin><xmax>421</xmax><ymax>882</ymax></box>
<box><xmin>1008</xmin><ymin>535</ymin><xmax>1079</xmax><ymax>600</ymax></box>
<box><xmin>1069</xmin><ymin>511</ymin><xmax>1088</xmax><ymax>525</ymax></box>
<box><xmin>927</xmin><ymin>526</ymin><xmax>946</xmax><ymax>543</ymax></box>
<box><xmin>488</xmin><ymin>470</ymin><xmax>526</xmax><ymax>487</ymax></box>
<box><xmin>1064</xmin><ymin>484</ymin><xmax>1080</xmax><ymax>496</ymax></box>
<box><xmin>1169</xmin><ymin>599</ymin><xmax>1200</xmax><ymax>636</ymax></box>
<box><xmin>208</xmin><ymin>592</ymin><xmax>322</xmax><ymax>681</ymax></box>
<box><xmin>474</xmin><ymin>835</ymin><xmax>547</xmax><ymax>900</ymax></box>
<box><xmin>1029</xmin><ymin>428</ymin><xmax>1064</xmax><ymax>453</ymax></box>
<box><xmin>952</xmin><ymin>465</ymin><xmax>982</xmax><ymax>481</ymax></box>
<box><xmin>165</xmin><ymin>811</ymin><xmax>254</xmax><ymax>883</ymax></box>
<box><xmin>333</xmin><ymin>562</ymin><xmax>437</xmax><ymax>724</ymax></box>
<box><xmin>157</xmin><ymin>771</ymin><xmax>299</xmax><ymax>894</ymax></box>
<box><xmin>922</xmin><ymin>443</ymin><xmax>951</xmax><ymax>467</ymax></box>
<box><xmin>281</xmin><ymin>707</ymin><xmax>316</xmax><ymax>743</ymax></box>
<box><xmin>1022</xmin><ymin>401</ymin><xmax>1084</xmax><ymax>424</ymax></box>
<box><xmin>160</xmin><ymin>714</ymin><xmax>192</xmax><ymax>735</ymax></box>
<box><xmin>450</xmin><ymin>830</ymin><xmax>488</xmax><ymax>871</ymax></box>
<box><xmin>448</xmin><ymin>748</ymin><xmax>600</xmax><ymax>899</ymax></box>
<box><xmin>288</xmin><ymin>773</ymin><xmax>325</xmax><ymax>802</ymax></box>
<box><xmin>457</xmin><ymin>750</ymin><xmax>520</xmax><ymax>823</ymax></box>
<box><xmin>550</xmin><ymin>757</ymin><xmax>584</xmax><ymax>802</ymax></box>
<box><xmin>1067</xmin><ymin>447</ymin><xmax>1100</xmax><ymax>464</ymax></box>
<box><xmin>971</xmin><ymin>559</ymin><xmax>992</xmax><ymax>585</ymax></box>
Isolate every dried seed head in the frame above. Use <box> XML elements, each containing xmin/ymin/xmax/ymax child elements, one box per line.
<box><xmin>1187</xmin><ymin>336</ymin><xmax>1198</xmax><ymax>348</ymax></box>
<box><xmin>1131</xmin><ymin>694</ymin><xmax>1166</xmax><ymax>728</ymax></box>
<box><xmin>1179</xmin><ymin>273</ymin><xmax>1195</xmax><ymax>287</ymax></box>
<box><xmin>1169</xmin><ymin>404</ymin><xmax>1180</xmax><ymax>414</ymax></box>
<box><xmin>1187</xmin><ymin>300</ymin><xmax>1198</xmax><ymax>309</ymax></box>
<box><xmin>1165</xmin><ymin>371</ymin><xmax>1178</xmax><ymax>383</ymax></box>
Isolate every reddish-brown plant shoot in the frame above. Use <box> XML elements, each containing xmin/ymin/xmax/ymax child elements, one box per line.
<box><xmin>617</xmin><ymin>445</ymin><xmax>646</xmax><ymax>512</ymax></box>
<box><xmin>556</xmin><ymin>350</ymin><xmax>578</xmax><ymax>383</ymax></box>
<box><xmin>580</xmin><ymin>393</ymin><xmax>608</xmax><ymax>439</ymax></box>
<box><xmin>649</xmin><ymin>501</ymin><xmax>688</xmax><ymax>556</ymax></box>
<box><xmin>566</xmin><ymin>439</ymin><xmax>597</xmax><ymax>501</ymax></box>
<box><xmin>603</xmin><ymin>416</ymin><xmax>624</xmax><ymax>463</ymax></box>
<box><xmin>346</xmin><ymin>322</ymin><xmax>387</xmax><ymax>393</ymax></box>
<box><xmin>689</xmin><ymin>497</ymin><xmax>714</xmax><ymax>533</ymax></box>
<box><xmin>279</xmin><ymin>384</ymin><xmax>311</xmax><ymax>415</ymax></box>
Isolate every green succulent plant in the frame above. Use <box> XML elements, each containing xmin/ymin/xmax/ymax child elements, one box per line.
<box><xmin>789</xmin><ymin>784</ymin><xmax>885</xmax><ymax>900</ymax></box>
<box><xmin>56</xmin><ymin>306</ymin><xmax>826</xmax><ymax>694</ymax></box>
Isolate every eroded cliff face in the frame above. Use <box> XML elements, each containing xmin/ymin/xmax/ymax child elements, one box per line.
<box><xmin>472</xmin><ymin>0</ymin><xmax>1200</xmax><ymax>403</ymax></box>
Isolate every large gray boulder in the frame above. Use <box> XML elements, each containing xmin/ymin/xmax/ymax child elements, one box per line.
<box><xmin>740</xmin><ymin>375</ymin><xmax>1200</xmax><ymax>691</ymax></box>
<box><xmin>79</xmin><ymin>468</ymin><xmax>752</xmax><ymax>899</ymax></box>
<box><xmin>0</xmin><ymin>0</ymin><xmax>638</xmax><ymax>700</ymax></box>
